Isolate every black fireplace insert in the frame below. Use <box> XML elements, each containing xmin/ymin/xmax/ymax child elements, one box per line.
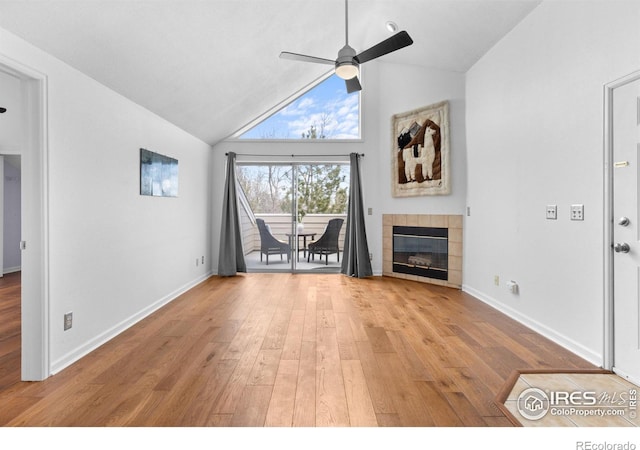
<box><xmin>392</xmin><ymin>226</ymin><xmax>448</xmax><ymax>280</ymax></box>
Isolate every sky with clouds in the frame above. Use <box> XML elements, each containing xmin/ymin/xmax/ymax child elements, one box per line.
<box><xmin>239</xmin><ymin>74</ymin><xmax>360</xmax><ymax>139</ymax></box>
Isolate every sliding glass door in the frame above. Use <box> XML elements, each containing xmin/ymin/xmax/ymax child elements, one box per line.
<box><xmin>236</xmin><ymin>162</ymin><xmax>349</xmax><ymax>273</ymax></box>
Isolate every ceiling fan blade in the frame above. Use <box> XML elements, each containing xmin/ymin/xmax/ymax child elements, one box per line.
<box><xmin>355</xmin><ymin>31</ymin><xmax>413</xmax><ymax>64</ymax></box>
<box><xmin>279</xmin><ymin>51</ymin><xmax>336</xmax><ymax>65</ymax></box>
<box><xmin>345</xmin><ymin>76</ymin><xmax>362</xmax><ymax>94</ymax></box>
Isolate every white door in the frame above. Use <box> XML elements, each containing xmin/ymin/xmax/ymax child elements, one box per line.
<box><xmin>612</xmin><ymin>76</ymin><xmax>640</xmax><ymax>384</ymax></box>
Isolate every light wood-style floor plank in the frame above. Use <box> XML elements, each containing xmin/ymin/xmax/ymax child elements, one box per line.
<box><xmin>264</xmin><ymin>359</ymin><xmax>299</xmax><ymax>426</ymax></box>
<box><xmin>0</xmin><ymin>273</ymin><xmax>598</xmax><ymax>426</ymax></box>
<box><xmin>281</xmin><ymin>309</ymin><xmax>305</xmax><ymax>360</ymax></box>
<box><xmin>292</xmin><ymin>340</ymin><xmax>316</xmax><ymax>427</ymax></box>
<box><xmin>315</xmin><ymin>321</ymin><xmax>350</xmax><ymax>426</ymax></box>
<box><xmin>341</xmin><ymin>359</ymin><xmax>378</xmax><ymax>426</ymax></box>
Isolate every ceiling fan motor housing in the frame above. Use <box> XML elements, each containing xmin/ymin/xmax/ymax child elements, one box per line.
<box><xmin>335</xmin><ymin>44</ymin><xmax>359</xmax><ymax>80</ymax></box>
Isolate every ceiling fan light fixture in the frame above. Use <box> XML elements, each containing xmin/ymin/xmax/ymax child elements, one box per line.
<box><xmin>335</xmin><ymin>62</ymin><xmax>359</xmax><ymax>80</ymax></box>
<box><xmin>335</xmin><ymin>43</ymin><xmax>359</xmax><ymax>80</ymax></box>
<box><xmin>385</xmin><ymin>21</ymin><xmax>398</xmax><ymax>33</ymax></box>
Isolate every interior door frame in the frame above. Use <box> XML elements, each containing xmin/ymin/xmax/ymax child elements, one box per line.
<box><xmin>0</xmin><ymin>54</ymin><xmax>50</xmax><ymax>381</ymax></box>
<box><xmin>603</xmin><ymin>69</ymin><xmax>640</xmax><ymax>372</ymax></box>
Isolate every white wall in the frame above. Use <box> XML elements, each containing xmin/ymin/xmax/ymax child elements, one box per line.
<box><xmin>212</xmin><ymin>61</ymin><xmax>467</xmax><ymax>275</ymax></box>
<box><xmin>464</xmin><ymin>1</ymin><xmax>640</xmax><ymax>364</ymax></box>
<box><xmin>0</xmin><ymin>26</ymin><xmax>213</xmax><ymax>374</ymax></box>
<box><xmin>371</xmin><ymin>62</ymin><xmax>467</xmax><ymax>274</ymax></box>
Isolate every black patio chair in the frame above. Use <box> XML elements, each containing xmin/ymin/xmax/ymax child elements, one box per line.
<box><xmin>307</xmin><ymin>218</ymin><xmax>344</xmax><ymax>265</ymax></box>
<box><xmin>256</xmin><ymin>218</ymin><xmax>291</xmax><ymax>265</ymax></box>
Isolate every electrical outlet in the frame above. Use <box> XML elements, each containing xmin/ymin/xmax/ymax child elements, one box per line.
<box><xmin>494</xmin><ymin>275</ymin><xmax>500</xmax><ymax>286</ymax></box>
<box><xmin>196</xmin><ymin>258</ymin><xmax>199</xmax><ymax>267</ymax></box>
<box><xmin>201</xmin><ymin>256</ymin><xmax>205</xmax><ymax>264</ymax></box>
<box><xmin>571</xmin><ymin>204</ymin><xmax>584</xmax><ymax>221</ymax></box>
<box><xmin>64</xmin><ymin>312</ymin><xmax>73</xmax><ymax>331</ymax></box>
<box><xmin>546</xmin><ymin>205</ymin><xmax>557</xmax><ymax>220</ymax></box>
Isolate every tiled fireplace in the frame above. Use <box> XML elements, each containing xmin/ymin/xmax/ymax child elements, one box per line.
<box><xmin>383</xmin><ymin>214</ymin><xmax>462</xmax><ymax>289</ymax></box>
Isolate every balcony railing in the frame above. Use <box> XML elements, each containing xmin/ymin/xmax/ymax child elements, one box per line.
<box><xmin>240</xmin><ymin>211</ymin><xmax>347</xmax><ymax>256</ymax></box>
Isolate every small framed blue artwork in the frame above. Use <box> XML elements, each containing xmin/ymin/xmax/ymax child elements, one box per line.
<box><xmin>140</xmin><ymin>148</ymin><xmax>178</xmax><ymax>197</ymax></box>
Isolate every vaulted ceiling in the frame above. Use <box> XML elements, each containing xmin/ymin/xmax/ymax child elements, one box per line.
<box><xmin>0</xmin><ymin>0</ymin><xmax>541</xmax><ymax>145</ymax></box>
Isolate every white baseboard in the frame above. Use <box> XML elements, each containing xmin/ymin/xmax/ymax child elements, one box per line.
<box><xmin>3</xmin><ymin>266</ymin><xmax>21</xmax><ymax>275</ymax></box>
<box><xmin>462</xmin><ymin>284</ymin><xmax>602</xmax><ymax>367</ymax></box>
<box><xmin>50</xmin><ymin>272</ymin><xmax>213</xmax><ymax>375</ymax></box>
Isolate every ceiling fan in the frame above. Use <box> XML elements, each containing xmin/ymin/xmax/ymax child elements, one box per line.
<box><xmin>279</xmin><ymin>0</ymin><xmax>413</xmax><ymax>93</ymax></box>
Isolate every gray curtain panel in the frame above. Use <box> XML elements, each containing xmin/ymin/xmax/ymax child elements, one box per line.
<box><xmin>217</xmin><ymin>152</ymin><xmax>247</xmax><ymax>276</ymax></box>
<box><xmin>341</xmin><ymin>153</ymin><xmax>373</xmax><ymax>278</ymax></box>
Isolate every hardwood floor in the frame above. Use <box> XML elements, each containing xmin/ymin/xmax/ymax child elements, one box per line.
<box><xmin>0</xmin><ymin>272</ymin><xmax>20</xmax><ymax>392</ymax></box>
<box><xmin>0</xmin><ymin>273</ymin><xmax>596</xmax><ymax>426</ymax></box>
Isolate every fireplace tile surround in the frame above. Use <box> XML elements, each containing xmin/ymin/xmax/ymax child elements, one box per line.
<box><xmin>383</xmin><ymin>214</ymin><xmax>463</xmax><ymax>289</ymax></box>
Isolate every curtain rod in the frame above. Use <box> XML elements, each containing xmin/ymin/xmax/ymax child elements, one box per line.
<box><xmin>225</xmin><ymin>152</ymin><xmax>364</xmax><ymax>158</ymax></box>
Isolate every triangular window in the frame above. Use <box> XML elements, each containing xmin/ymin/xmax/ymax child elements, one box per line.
<box><xmin>234</xmin><ymin>73</ymin><xmax>360</xmax><ymax>140</ymax></box>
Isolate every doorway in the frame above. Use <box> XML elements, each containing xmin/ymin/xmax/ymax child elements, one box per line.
<box><xmin>0</xmin><ymin>57</ymin><xmax>49</xmax><ymax>382</ymax></box>
<box><xmin>0</xmin><ymin>153</ymin><xmax>22</xmax><ymax>388</ymax></box>
<box><xmin>1</xmin><ymin>155</ymin><xmax>22</xmax><ymax>277</ymax></box>
<box><xmin>605</xmin><ymin>69</ymin><xmax>640</xmax><ymax>386</ymax></box>
<box><xmin>236</xmin><ymin>162</ymin><xmax>349</xmax><ymax>273</ymax></box>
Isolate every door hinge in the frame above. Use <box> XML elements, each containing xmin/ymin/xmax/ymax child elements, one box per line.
<box><xmin>20</xmin><ymin>241</ymin><xmax>26</xmax><ymax>250</ymax></box>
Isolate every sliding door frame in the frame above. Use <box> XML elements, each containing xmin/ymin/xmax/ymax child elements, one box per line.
<box><xmin>236</xmin><ymin>157</ymin><xmax>349</xmax><ymax>274</ymax></box>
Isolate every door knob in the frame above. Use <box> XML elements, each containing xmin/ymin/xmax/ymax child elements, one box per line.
<box><xmin>614</xmin><ymin>243</ymin><xmax>631</xmax><ymax>253</ymax></box>
<box><xmin>618</xmin><ymin>217</ymin><xmax>630</xmax><ymax>226</ymax></box>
